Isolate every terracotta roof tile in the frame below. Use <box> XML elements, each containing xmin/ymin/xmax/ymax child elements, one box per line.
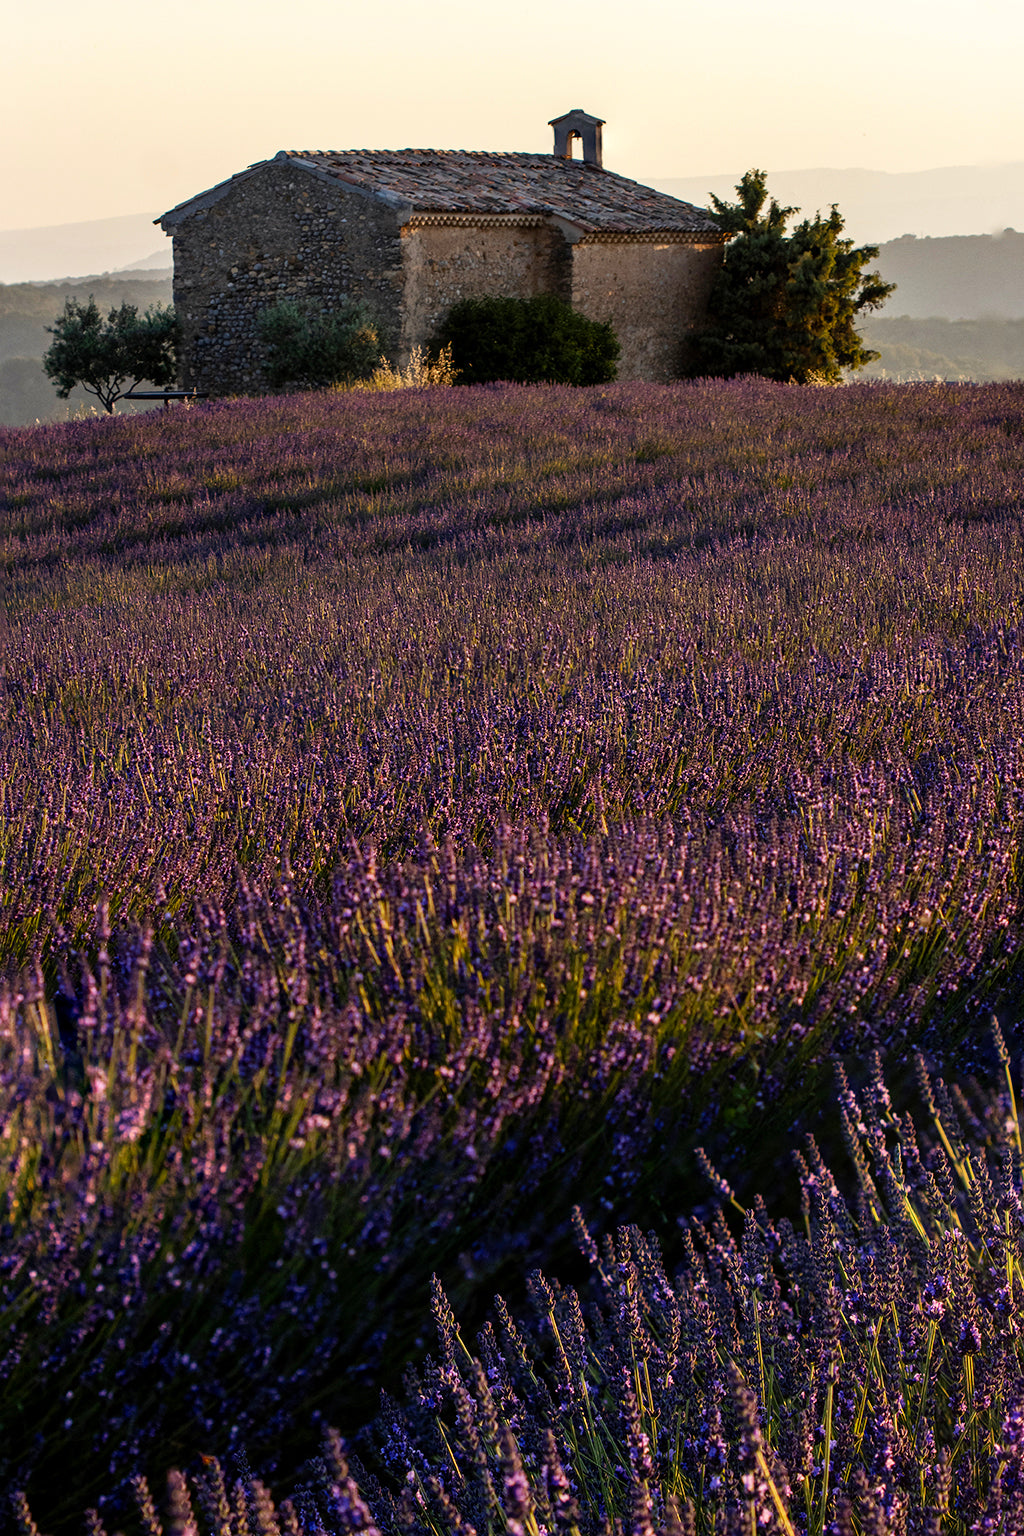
<box><xmin>279</xmin><ymin>150</ymin><xmax>720</xmax><ymax>235</ymax></box>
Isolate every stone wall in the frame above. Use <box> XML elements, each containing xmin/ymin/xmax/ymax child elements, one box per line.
<box><xmin>170</xmin><ymin>161</ymin><xmax>403</xmax><ymax>394</ymax></box>
<box><xmin>399</xmin><ymin>220</ymin><xmax>572</xmax><ymax>356</ymax></box>
<box><xmin>570</xmin><ymin>237</ymin><xmax>723</xmax><ymax>382</ymax></box>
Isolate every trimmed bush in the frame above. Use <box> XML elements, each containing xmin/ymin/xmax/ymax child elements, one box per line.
<box><xmin>258</xmin><ymin>299</ymin><xmax>382</xmax><ymax>389</ymax></box>
<box><xmin>435</xmin><ymin>294</ymin><xmax>619</xmax><ymax>385</ymax></box>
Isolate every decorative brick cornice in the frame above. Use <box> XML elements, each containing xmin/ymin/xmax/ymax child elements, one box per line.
<box><xmin>574</xmin><ymin>228</ymin><xmax>728</xmax><ymax>246</ymax></box>
<box><xmin>403</xmin><ymin>212</ymin><xmax>549</xmax><ymax>230</ymax></box>
<box><xmin>400</xmin><ymin>216</ymin><xmax>727</xmax><ymax>243</ymax></box>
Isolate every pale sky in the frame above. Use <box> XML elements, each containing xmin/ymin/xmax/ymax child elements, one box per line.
<box><xmin>2</xmin><ymin>0</ymin><xmax>1021</xmax><ymax>231</ymax></box>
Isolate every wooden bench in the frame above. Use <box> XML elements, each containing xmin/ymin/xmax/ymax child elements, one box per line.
<box><xmin>122</xmin><ymin>389</ymin><xmax>209</xmax><ymax>409</ymax></box>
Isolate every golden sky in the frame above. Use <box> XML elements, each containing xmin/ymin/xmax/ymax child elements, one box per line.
<box><xmin>3</xmin><ymin>0</ymin><xmax>1021</xmax><ymax>229</ymax></box>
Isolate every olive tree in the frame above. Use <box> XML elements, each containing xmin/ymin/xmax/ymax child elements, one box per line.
<box><xmin>43</xmin><ymin>297</ymin><xmax>179</xmax><ymax>413</ymax></box>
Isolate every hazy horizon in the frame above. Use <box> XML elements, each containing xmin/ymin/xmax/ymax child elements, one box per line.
<box><xmin>4</xmin><ymin>159</ymin><xmax>1024</xmax><ymax>286</ymax></box>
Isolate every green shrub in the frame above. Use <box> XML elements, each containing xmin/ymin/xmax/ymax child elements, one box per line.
<box><xmin>257</xmin><ymin>299</ymin><xmax>382</xmax><ymax>389</ymax></box>
<box><xmin>435</xmin><ymin>293</ymin><xmax>619</xmax><ymax>385</ymax></box>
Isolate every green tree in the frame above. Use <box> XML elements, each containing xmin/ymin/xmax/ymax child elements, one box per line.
<box><xmin>435</xmin><ymin>294</ymin><xmax>619</xmax><ymax>385</ymax></box>
<box><xmin>257</xmin><ymin>300</ymin><xmax>382</xmax><ymax>390</ymax></box>
<box><xmin>687</xmin><ymin>169</ymin><xmax>895</xmax><ymax>383</ymax></box>
<box><xmin>42</xmin><ymin>297</ymin><xmax>179</xmax><ymax>413</ymax></box>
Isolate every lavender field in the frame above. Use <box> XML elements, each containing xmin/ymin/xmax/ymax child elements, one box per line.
<box><xmin>2</xmin><ymin>378</ymin><xmax>1024</xmax><ymax>1534</ymax></box>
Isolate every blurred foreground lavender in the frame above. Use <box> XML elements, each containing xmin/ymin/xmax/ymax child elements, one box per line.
<box><xmin>15</xmin><ymin>1038</ymin><xmax>1024</xmax><ymax>1535</ymax></box>
<box><xmin>2</xmin><ymin>379</ymin><xmax>1024</xmax><ymax>1527</ymax></box>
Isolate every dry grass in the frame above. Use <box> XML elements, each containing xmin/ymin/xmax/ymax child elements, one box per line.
<box><xmin>341</xmin><ymin>342</ymin><xmax>459</xmax><ymax>392</ymax></box>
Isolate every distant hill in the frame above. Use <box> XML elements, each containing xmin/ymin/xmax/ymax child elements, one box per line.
<box><xmin>0</xmin><ymin>213</ymin><xmax>170</xmax><ymax>285</ymax></box>
<box><xmin>858</xmin><ymin>316</ymin><xmax>1024</xmax><ymax>381</ymax></box>
<box><xmin>0</xmin><ymin>269</ymin><xmax>174</xmax><ymax>360</ymax></box>
<box><xmin>872</xmin><ymin>230</ymin><xmax>1024</xmax><ymax>319</ymax></box>
<box><xmin>0</xmin><ymin>269</ymin><xmax>173</xmax><ymax>427</ymax></box>
<box><xmin>651</xmin><ymin>164</ymin><xmax>1024</xmax><ymax>246</ymax></box>
<box><xmin>118</xmin><ymin>250</ymin><xmax>175</xmax><ymax>272</ymax></box>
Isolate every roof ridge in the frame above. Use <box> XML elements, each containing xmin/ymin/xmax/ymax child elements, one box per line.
<box><xmin>160</xmin><ymin>149</ymin><xmax>724</xmax><ymax>238</ymax></box>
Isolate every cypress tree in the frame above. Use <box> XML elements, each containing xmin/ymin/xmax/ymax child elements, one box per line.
<box><xmin>687</xmin><ymin>169</ymin><xmax>895</xmax><ymax>383</ymax></box>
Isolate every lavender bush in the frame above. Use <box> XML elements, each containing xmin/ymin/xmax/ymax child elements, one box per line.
<box><xmin>2</xmin><ymin>378</ymin><xmax>1024</xmax><ymax>1526</ymax></box>
<box><xmin>15</xmin><ymin>1037</ymin><xmax>1024</xmax><ymax>1535</ymax></box>
<box><xmin>374</xmin><ymin>1037</ymin><xmax>1024</xmax><ymax>1535</ymax></box>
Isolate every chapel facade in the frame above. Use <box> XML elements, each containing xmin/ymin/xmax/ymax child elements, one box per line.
<box><xmin>157</xmin><ymin>111</ymin><xmax>727</xmax><ymax>392</ymax></box>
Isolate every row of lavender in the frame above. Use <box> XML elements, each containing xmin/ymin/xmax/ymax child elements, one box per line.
<box><xmin>2</xmin><ymin>379</ymin><xmax>1024</xmax><ymax>1528</ymax></box>
<box><xmin>1</xmin><ymin>381</ymin><xmax>1023</xmax><ymax>953</ymax></box>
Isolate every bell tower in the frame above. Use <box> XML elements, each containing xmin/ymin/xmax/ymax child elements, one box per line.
<box><xmin>549</xmin><ymin>109</ymin><xmax>605</xmax><ymax>169</ymax></box>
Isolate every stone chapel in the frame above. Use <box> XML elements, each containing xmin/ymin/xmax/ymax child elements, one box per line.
<box><xmin>158</xmin><ymin>110</ymin><xmax>726</xmax><ymax>393</ymax></box>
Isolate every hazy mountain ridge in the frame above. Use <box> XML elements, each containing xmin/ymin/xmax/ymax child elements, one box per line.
<box><xmin>0</xmin><ymin>213</ymin><xmax>169</xmax><ymax>286</ymax></box>
<box><xmin>874</xmin><ymin>230</ymin><xmax>1024</xmax><ymax>320</ymax></box>
<box><xmin>0</xmin><ymin>269</ymin><xmax>174</xmax><ymax>354</ymax></box>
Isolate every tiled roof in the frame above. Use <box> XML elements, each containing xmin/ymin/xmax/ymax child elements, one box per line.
<box><xmin>274</xmin><ymin>150</ymin><xmax>721</xmax><ymax>235</ymax></box>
